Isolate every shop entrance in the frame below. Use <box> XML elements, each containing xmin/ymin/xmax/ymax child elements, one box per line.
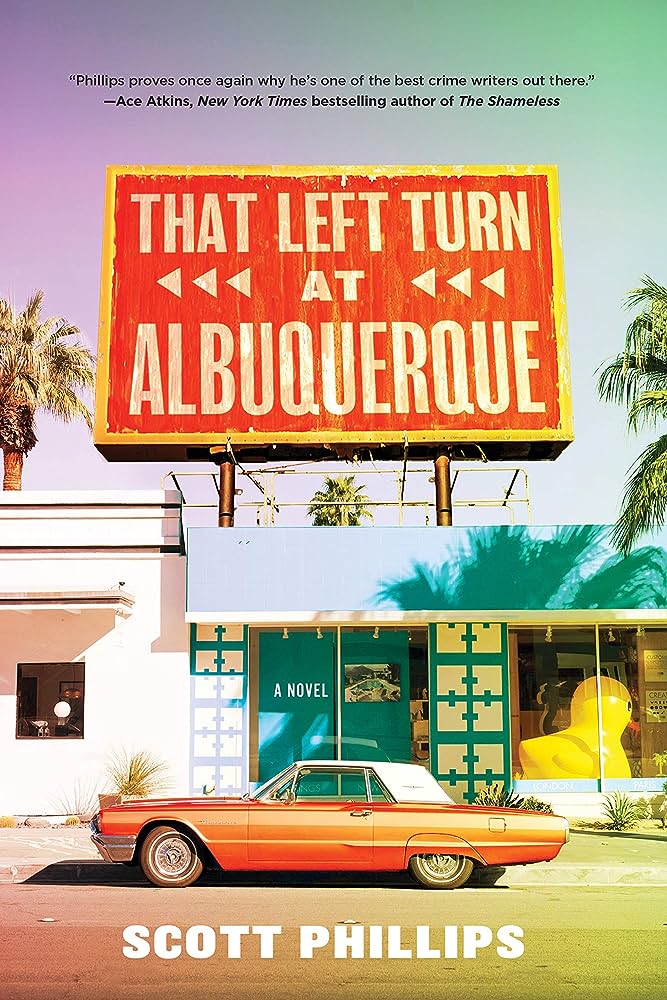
<box><xmin>252</xmin><ymin>626</ymin><xmax>427</xmax><ymax>782</ymax></box>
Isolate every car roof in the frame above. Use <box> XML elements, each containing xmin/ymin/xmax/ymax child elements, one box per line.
<box><xmin>291</xmin><ymin>760</ymin><xmax>455</xmax><ymax>804</ymax></box>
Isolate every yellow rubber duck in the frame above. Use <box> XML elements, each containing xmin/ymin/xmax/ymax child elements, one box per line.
<box><xmin>519</xmin><ymin>675</ymin><xmax>631</xmax><ymax>779</ymax></box>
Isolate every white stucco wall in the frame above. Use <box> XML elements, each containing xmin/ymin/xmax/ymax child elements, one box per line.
<box><xmin>0</xmin><ymin>492</ymin><xmax>190</xmax><ymax>815</ymax></box>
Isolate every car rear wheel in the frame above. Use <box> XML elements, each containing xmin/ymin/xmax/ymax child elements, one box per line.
<box><xmin>408</xmin><ymin>853</ymin><xmax>474</xmax><ymax>889</ymax></box>
<box><xmin>140</xmin><ymin>826</ymin><xmax>204</xmax><ymax>888</ymax></box>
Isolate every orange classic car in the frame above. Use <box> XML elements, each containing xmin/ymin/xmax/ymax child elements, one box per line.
<box><xmin>90</xmin><ymin>760</ymin><xmax>569</xmax><ymax>889</ymax></box>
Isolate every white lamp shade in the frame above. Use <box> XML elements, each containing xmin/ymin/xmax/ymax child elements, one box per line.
<box><xmin>54</xmin><ymin>701</ymin><xmax>72</xmax><ymax>719</ymax></box>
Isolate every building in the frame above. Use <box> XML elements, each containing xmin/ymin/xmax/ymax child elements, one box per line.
<box><xmin>0</xmin><ymin>490</ymin><xmax>188</xmax><ymax>816</ymax></box>
<box><xmin>186</xmin><ymin>522</ymin><xmax>667</xmax><ymax>817</ymax></box>
<box><xmin>2</xmin><ymin>491</ymin><xmax>666</xmax><ymax>818</ymax></box>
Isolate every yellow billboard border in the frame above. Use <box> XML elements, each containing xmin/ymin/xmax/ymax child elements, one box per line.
<box><xmin>95</xmin><ymin>164</ymin><xmax>573</xmax><ymax>451</ymax></box>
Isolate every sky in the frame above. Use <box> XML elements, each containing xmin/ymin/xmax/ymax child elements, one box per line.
<box><xmin>2</xmin><ymin>0</ymin><xmax>666</xmax><ymax>530</ymax></box>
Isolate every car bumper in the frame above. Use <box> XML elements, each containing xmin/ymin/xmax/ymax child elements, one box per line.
<box><xmin>90</xmin><ymin>832</ymin><xmax>137</xmax><ymax>863</ymax></box>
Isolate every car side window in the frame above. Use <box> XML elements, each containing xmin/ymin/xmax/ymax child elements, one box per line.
<box><xmin>293</xmin><ymin>768</ymin><xmax>367</xmax><ymax>801</ymax></box>
<box><xmin>268</xmin><ymin>775</ymin><xmax>295</xmax><ymax>800</ymax></box>
<box><xmin>368</xmin><ymin>773</ymin><xmax>391</xmax><ymax>802</ymax></box>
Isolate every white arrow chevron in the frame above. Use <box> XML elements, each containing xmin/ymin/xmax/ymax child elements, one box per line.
<box><xmin>411</xmin><ymin>267</ymin><xmax>436</xmax><ymax>298</ymax></box>
<box><xmin>226</xmin><ymin>267</ymin><xmax>251</xmax><ymax>298</ymax></box>
<box><xmin>447</xmin><ymin>267</ymin><xmax>472</xmax><ymax>297</ymax></box>
<box><xmin>480</xmin><ymin>267</ymin><xmax>505</xmax><ymax>298</ymax></box>
<box><xmin>156</xmin><ymin>267</ymin><xmax>182</xmax><ymax>298</ymax></box>
<box><xmin>193</xmin><ymin>267</ymin><xmax>218</xmax><ymax>297</ymax></box>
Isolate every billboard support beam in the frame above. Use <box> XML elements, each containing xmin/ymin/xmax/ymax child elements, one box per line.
<box><xmin>218</xmin><ymin>456</ymin><xmax>236</xmax><ymax>528</ymax></box>
<box><xmin>434</xmin><ymin>449</ymin><xmax>453</xmax><ymax>526</ymax></box>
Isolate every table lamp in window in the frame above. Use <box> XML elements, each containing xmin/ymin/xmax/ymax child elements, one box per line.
<box><xmin>53</xmin><ymin>700</ymin><xmax>72</xmax><ymax>737</ymax></box>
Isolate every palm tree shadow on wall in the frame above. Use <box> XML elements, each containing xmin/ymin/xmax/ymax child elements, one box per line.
<box><xmin>375</xmin><ymin>525</ymin><xmax>667</xmax><ymax>611</ymax></box>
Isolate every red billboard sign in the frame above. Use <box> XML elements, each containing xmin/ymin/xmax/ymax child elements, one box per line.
<box><xmin>95</xmin><ymin>165</ymin><xmax>572</xmax><ymax>460</ymax></box>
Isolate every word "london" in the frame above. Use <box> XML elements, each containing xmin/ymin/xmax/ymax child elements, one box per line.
<box><xmin>122</xmin><ymin>924</ymin><xmax>525</xmax><ymax>960</ymax></box>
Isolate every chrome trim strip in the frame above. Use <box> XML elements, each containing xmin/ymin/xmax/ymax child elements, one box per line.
<box><xmin>91</xmin><ymin>833</ymin><xmax>137</xmax><ymax>863</ymax></box>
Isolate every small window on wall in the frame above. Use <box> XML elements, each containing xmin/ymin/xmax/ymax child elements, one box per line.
<box><xmin>16</xmin><ymin>663</ymin><xmax>85</xmax><ymax>739</ymax></box>
<box><xmin>509</xmin><ymin>628</ymin><xmax>597</xmax><ymax>780</ymax></box>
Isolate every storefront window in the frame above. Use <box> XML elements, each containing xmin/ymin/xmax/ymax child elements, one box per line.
<box><xmin>341</xmin><ymin>626</ymin><xmax>428</xmax><ymax>765</ymax></box>
<box><xmin>600</xmin><ymin>626</ymin><xmax>667</xmax><ymax>779</ymax></box>
<box><xmin>16</xmin><ymin>662</ymin><xmax>85</xmax><ymax>739</ymax></box>
<box><xmin>248</xmin><ymin>625</ymin><xmax>428</xmax><ymax>782</ymax></box>
<box><xmin>510</xmin><ymin>625</ymin><xmax>667</xmax><ymax>784</ymax></box>
<box><xmin>509</xmin><ymin>628</ymin><xmax>598</xmax><ymax>780</ymax></box>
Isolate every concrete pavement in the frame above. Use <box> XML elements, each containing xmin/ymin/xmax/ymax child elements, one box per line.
<box><xmin>0</xmin><ymin>826</ymin><xmax>665</xmax><ymax>886</ymax></box>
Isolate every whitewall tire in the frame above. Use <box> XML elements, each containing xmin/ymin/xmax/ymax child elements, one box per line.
<box><xmin>408</xmin><ymin>853</ymin><xmax>474</xmax><ymax>889</ymax></box>
<box><xmin>140</xmin><ymin>825</ymin><xmax>204</xmax><ymax>888</ymax></box>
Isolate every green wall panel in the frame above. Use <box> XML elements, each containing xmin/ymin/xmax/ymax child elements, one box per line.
<box><xmin>189</xmin><ymin>623</ymin><xmax>248</xmax><ymax>796</ymax></box>
<box><xmin>429</xmin><ymin>622</ymin><xmax>510</xmax><ymax>803</ymax></box>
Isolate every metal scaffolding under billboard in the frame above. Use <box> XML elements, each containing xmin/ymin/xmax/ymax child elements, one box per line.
<box><xmin>94</xmin><ymin>164</ymin><xmax>572</xmax><ymax>462</ymax></box>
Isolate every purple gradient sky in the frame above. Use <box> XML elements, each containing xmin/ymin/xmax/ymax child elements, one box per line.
<box><xmin>2</xmin><ymin>0</ymin><xmax>666</xmax><ymax>529</ymax></box>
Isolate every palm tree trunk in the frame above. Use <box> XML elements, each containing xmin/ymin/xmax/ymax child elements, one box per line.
<box><xmin>2</xmin><ymin>447</ymin><xmax>24</xmax><ymax>490</ymax></box>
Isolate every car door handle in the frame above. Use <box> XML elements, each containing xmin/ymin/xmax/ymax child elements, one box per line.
<box><xmin>350</xmin><ymin>809</ymin><xmax>371</xmax><ymax>817</ymax></box>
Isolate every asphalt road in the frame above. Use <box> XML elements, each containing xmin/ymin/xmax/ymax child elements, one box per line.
<box><xmin>1</xmin><ymin>872</ymin><xmax>664</xmax><ymax>1000</ymax></box>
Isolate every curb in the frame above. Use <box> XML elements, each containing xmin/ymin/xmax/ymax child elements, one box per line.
<box><xmin>2</xmin><ymin>860</ymin><xmax>665</xmax><ymax>887</ymax></box>
<box><xmin>495</xmin><ymin>863</ymin><xmax>667</xmax><ymax>886</ymax></box>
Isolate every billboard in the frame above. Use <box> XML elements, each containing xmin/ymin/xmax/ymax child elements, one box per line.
<box><xmin>95</xmin><ymin>165</ymin><xmax>572</xmax><ymax>461</ymax></box>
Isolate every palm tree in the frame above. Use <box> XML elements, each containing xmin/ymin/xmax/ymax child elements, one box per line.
<box><xmin>0</xmin><ymin>291</ymin><xmax>95</xmax><ymax>489</ymax></box>
<box><xmin>597</xmin><ymin>276</ymin><xmax>667</xmax><ymax>553</ymax></box>
<box><xmin>307</xmin><ymin>474</ymin><xmax>374</xmax><ymax>526</ymax></box>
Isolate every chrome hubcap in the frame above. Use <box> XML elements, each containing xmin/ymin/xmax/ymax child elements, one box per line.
<box><xmin>154</xmin><ymin>836</ymin><xmax>193</xmax><ymax>877</ymax></box>
<box><xmin>419</xmin><ymin>854</ymin><xmax>461</xmax><ymax>878</ymax></box>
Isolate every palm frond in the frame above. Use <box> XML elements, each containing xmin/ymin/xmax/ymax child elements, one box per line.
<box><xmin>627</xmin><ymin>390</ymin><xmax>667</xmax><ymax>432</ymax></box>
<box><xmin>41</xmin><ymin>385</ymin><xmax>93</xmax><ymax>428</ymax></box>
<box><xmin>624</xmin><ymin>275</ymin><xmax>667</xmax><ymax>314</ymax></box>
<box><xmin>610</xmin><ymin>434</ymin><xmax>667</xmax><ymax>554</ymax></box>
<box><xmin>597</xmin><ymin>354</ymin><xmax>644</xmax><ymax>408</ymax></box>
<box><xmin>597</xmin><ymin>352</ymin><xmax>667</xmax><ymax>409</ymax></box>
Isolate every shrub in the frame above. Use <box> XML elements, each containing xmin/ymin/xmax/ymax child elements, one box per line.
<box><xmin>106</xmin><ymin>749</ymin><xmax>170</xmax><ymax>799</ymax></box>
<box><xmin>64</xmin><ymin>815</ymin><xmax>81</xmax><ymax>827</ymax></box>
<box><xmin>0</xmin><ymin>816</ymin><xmax>17</xmax><ymax>828</ymax></box>
<box><xmin>54</xmin><ymin>779</ymin><xmax>103</xmax><ymax>820</ymax></box>
<box><xmin>633</xmin><ymin>797</ymin><xmax>654</xmax><ymax>821</ymax></box>
<box><xmin>602</xmin><ymin>792</ymin><xmax>642</xmax><ymax>831</ymax></box>
<box><xmin>473</xmin><ymin>783</ymin><xmax>525</xmax><ymax>809</ymax></box>
<box><xmin>474</xmin><ymin>784</ymin><xmax>555</xmax><ymax>813</ymax></box>
<box><xmin>520</xmin><ymin>795</ymin><xmax>554</xmax><ymax>814</ymax></box>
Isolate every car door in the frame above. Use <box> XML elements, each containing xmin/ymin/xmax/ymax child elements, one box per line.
<box><xmin>248</xmin><ymin>766</ymin><xmax>373</xmax><ymax>867</ymax></box>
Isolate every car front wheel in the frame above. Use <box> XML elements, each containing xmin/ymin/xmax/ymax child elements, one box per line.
<box><xmin>140</xmin><ymin>826</ymin><xmax>204</xmax><ymax>888</ymax></box>
<box><xmin>408</xmin><ymin>853</ymin><xmax>474</xmax><ymax>889</ymax></box>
